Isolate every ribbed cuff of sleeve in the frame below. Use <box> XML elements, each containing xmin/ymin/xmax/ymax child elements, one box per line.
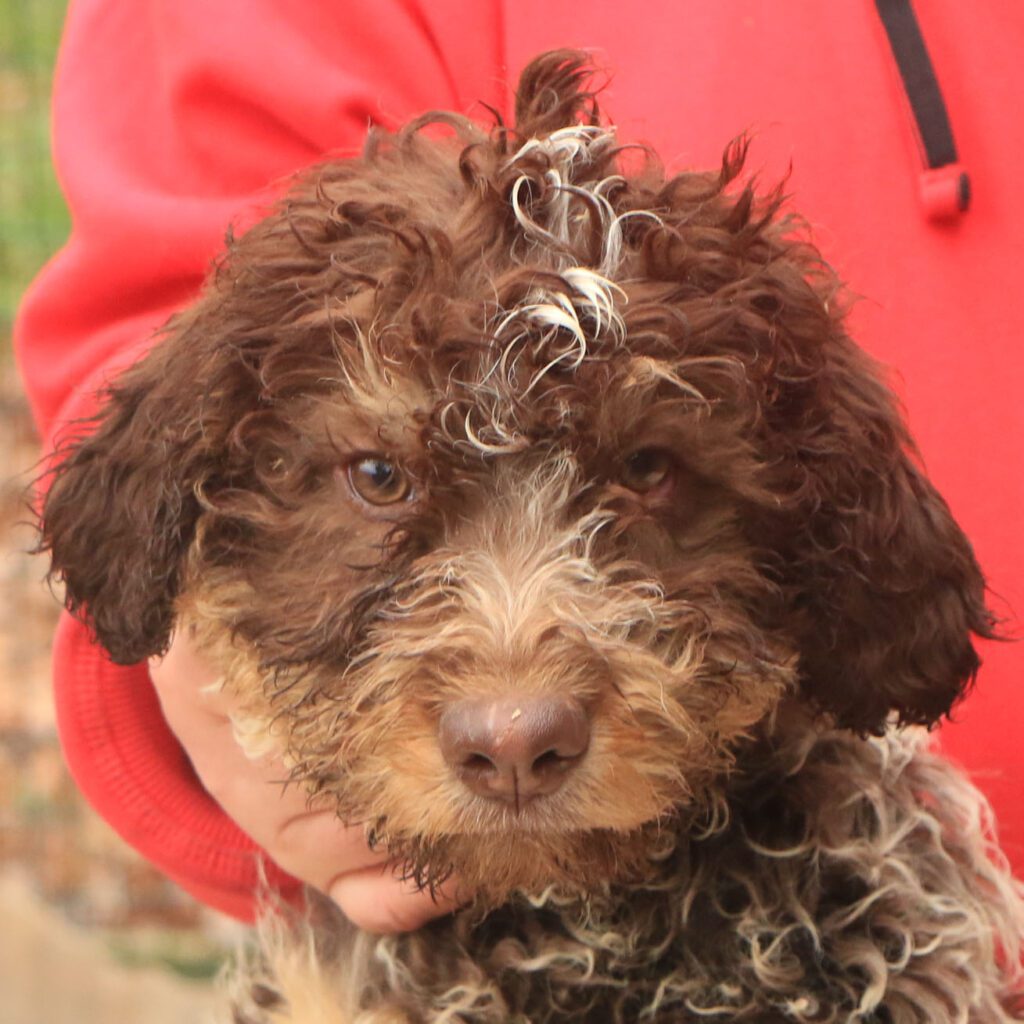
<box><xmin>52</xmin><ymin>611</ymin><xmax>302</xmax><ymax>922</ymax></box>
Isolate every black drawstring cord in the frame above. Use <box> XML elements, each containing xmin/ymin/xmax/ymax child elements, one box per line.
<box><xmin>874</xmin><ymin>0</ymin><xmax>970</xmax><ymax>219</ymax></box>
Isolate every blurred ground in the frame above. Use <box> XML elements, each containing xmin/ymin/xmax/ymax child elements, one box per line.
<box><xmin>2</xmin><ymin>870</ymin><xmax>219</xmax><ymax>1024</ymax></box>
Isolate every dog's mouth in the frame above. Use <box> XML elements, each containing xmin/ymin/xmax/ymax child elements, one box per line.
<box><xmin>267</xmin><ymin>643</ymin><xmax>796</xmax><ymax>903</ymax></box>
<box><xmin>331</xmin><ymin>718</ymin><xmax>721</xmax><ymax>904</ymax></box>
<box><xmin>370</xmin><ymin>809</ymin><xmax>682</xmax><ymax>905</ymax></box>
<box><xmin>439</xmin><ymin>767</ymin><xmax>662</xmax><ymax>834</ymax></box>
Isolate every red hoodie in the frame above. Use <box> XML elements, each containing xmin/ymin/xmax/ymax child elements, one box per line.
<box><xmin>16</xmin><ymin>0</ymin><xmax>1024</xmax><ymax>920</ymax></box>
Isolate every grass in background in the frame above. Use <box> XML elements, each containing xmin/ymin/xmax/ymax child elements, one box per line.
<box><xmin>0</xmin><ymin>0</ymin><xmax>70</xmax><ymax>353</ymax></box>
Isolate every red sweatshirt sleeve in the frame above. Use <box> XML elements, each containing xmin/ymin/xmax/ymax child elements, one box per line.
<box><xmin>15</xmin><ymin>0</ymin><xmax>504</xmax><ymax>921</ymax></box>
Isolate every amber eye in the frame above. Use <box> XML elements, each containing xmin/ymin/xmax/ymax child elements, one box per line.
<box><xmin>347</xmin><ymin>456</ymin><xmax>412</xmax><ymax>505</ymax></box>
<box><xmin>620</xmin><ymin>448</ymin><xmax>674</xmax><ymax>494</ymax></box>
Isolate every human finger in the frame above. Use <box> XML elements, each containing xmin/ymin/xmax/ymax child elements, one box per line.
<box><xmin>328</xmin><ymin>863</ymin><xmax>461</xmax><ymax>934</ymax></box>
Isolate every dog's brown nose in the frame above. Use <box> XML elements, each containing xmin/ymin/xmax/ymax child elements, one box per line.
<box><xmin>439</xmin><ymin>696</ymin><xmax>589</xmax><ymax>806</ymax></box>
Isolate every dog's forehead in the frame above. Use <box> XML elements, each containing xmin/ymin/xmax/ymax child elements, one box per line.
<box><xmin>322</xmin><ymin>131</ymin><xmax>696</xmax><ymax>456</ymax></box>
<box><xmin>278</xmin><ymin>122</ymin><xmax>748</xmax><ymax>476</ymax></box>
<box><xmin>324</xmin><ymin>270</ymin><xmax>692</xmax><ymax>473</ymax></box>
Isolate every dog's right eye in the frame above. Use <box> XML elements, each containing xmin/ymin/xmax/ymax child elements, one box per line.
<box><xmin>347</xmin><ymin>456</ymin><xmax>412</xmax><ymax>505</ymax></box>
<box><xmin>620</xmin><ymin>447</ymin><xmax>675</xmax><ymax>496</ymax></box>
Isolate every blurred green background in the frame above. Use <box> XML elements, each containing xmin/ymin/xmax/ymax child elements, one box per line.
<box><xmin>0</xmin><ymin>0</ymin><xmax>70</xmax><ymax>351</ymax></box>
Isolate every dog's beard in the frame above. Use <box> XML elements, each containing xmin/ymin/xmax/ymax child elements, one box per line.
<box><xmin>261</xmin><ymin>638</ymin><xmax>794</xmax><ymax>906</ymax></box>
<box><xmin>199</xmin><ymin>619</ymin><xmax>795</xmax><ymax>904</ymax></box>
<box><xmin>370</xmin><ymin>818</ymin><xmax>688</xmax><ymax>907</ymax></box>
<box><xmin>210</xmin><ymin>639</ymin><xmax>792</xmax><ymax>905</ymax></box>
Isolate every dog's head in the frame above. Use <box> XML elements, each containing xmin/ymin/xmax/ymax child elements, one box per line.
<box><xmin>41</xmin><ymin>52</ymin><xmax>991</xmax><ymax>900</ymax></box>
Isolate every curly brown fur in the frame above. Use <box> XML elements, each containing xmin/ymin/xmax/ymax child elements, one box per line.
<box><xmin>233</xmin><ymin>724</ymin><xmax>1023</xmax><ymax>1024</ymax></box>
<box><xmin>40</xmin><ymin>51</ymin><xmax>1020</xmax><ymax>1021</ymax></box>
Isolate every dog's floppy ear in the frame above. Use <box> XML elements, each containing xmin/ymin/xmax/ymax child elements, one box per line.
<box><xmin>759</xmin><ymin>304</ymin><xmax>994</xmax><ymax>734</ymax></box>
<box><xmin>642</xmin><ymin>154</ymin><xmax>993</xmax><ymax>734</ymax></box>
<box><xmin>39</xmin><ymin>303</ymin><xmax>234</xmax><ymax>665</ymax></box>
<box><xmin>38</xmin><ymin>127</ymin><xmax>443</xmax><ymax>665</ymax></box>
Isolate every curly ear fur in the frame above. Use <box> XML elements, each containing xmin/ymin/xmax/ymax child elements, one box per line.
<box><xmin>736</xmin><ymin>250</ymin><xmax>995</xmax><ymax>733</ymax></box>
<box><xmin>37</xmin><ymin>164</ymin><xmax>408</xmax><ymax>665</ymax></box>
<box><xmin>38</xmin><ymin>269</ymin><xmax>295</xmax><ymax>664</ymax></box>
<box><xmin>621</xmin><ymin>138</ymin><xmax>992</xmax><ymax>734</ymax></box>
<box><xmin>39</xmin><ymin>309</ymin><xmax>217</xmax><ymax>664</ymax></box>
<box><xmin>776</xmin><ymin>337</ymin><xmax>994</xmax><ymax>733</ymax></box>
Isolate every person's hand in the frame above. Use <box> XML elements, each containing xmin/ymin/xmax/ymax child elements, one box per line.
<box><xmin>149</xmin><ymin>628</ymin><xmax>458</xmax><ymax>933</ymax></box>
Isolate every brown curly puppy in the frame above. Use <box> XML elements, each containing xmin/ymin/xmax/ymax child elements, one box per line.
<box><xmin>41</xmin><ymin>52</ymin><xmax>1024</xmax><ymax>1022</ymax></box>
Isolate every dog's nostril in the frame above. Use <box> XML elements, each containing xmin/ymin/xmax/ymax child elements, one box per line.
<box><xmin>439</xmin><ymin>696</ymin><xmax>590</xmax><ymax>805</ymax></box>
<box><xmin>531</xmin><ymin>748</ymin><xmax>569</xmax><ymax>773</ymax></box>
<box><xmin>462</xmin><ymin>752</ymin><xmax>498</xmax><ymax>773</ymax></box>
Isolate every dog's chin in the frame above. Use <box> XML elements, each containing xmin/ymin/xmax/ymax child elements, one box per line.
<box><xmin>330</xmin><ymin>756</ymin><xmax>719</xmax><ymax>905</ymax></box>
<box><xmin>374</xmin><ymin>813</ymin><xmax>686</xmax><ymax>908</ymax></box>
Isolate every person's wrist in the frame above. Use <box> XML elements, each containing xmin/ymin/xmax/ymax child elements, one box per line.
<box><xmin>149</xmin><ymin>628</ymin><xmax>458</xmax><ymax>933</ymax></box>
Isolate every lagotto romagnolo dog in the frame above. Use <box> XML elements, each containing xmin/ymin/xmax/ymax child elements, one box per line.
<box><xmin>41</xmin><ymin>52</ymin><xmax>1023</xmax><ymax>1022</ymax></box>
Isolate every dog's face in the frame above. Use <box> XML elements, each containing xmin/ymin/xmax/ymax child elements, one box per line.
<box><xmin>42</xmin><ymin>53</ymin><xmax>990</xmax><ymax>901</ymax></box>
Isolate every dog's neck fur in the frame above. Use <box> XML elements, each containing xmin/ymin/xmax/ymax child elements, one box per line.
<box><xmin>230</xmin><ymin>721</ymin><xmax>1021</xmax><ymax>1024</ymax></box>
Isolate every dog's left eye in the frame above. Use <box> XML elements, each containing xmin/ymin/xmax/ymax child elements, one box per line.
<box><xmin>620</xmin><ymin>448</ymin><xmax>674</xmax><ymax>494</ymax></box>
<box><xmin>347</xmin><ymin>456</ymin><xmax>412</xmax><ymax>505</ymax></box>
